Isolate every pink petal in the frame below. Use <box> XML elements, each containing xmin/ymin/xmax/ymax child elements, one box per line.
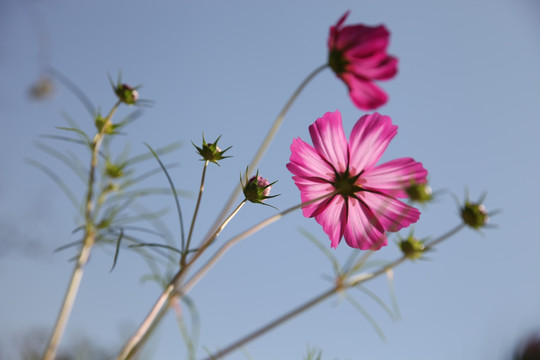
<box><xmin>328</xmin><ymin>11</ymin><xmax>350</xmax><ymax>49</ymax></box>
<box><xmin>340</xmin><ymin>73</ymin><xmax>389</xmax><ymax>110</ymax></box>
<box><xmin>360</xmin><ymin>191</ymin><xmax>420</xmax><ymax>232</ymax></box>
<box><xmin>361</xmin><ymin>158</ymin><xmax>428</xmax><ymax>198</ymax></box>
<box><xmin>338</xmin><ymin>25</ymin><xmax>390</xmax><ymax>55</ymax></box>
<box><xmin>347</xmin><ymin>55</ymin><xmax>398</xmax><ymax>80</ymax></box>
<box><xmin>308</xmin><ymin>111</ymin><xmax>349</xmax><ymax>173</ymax></box>
<box><xmin>348</xmin><ymin>112</ymin><xmax>397</xmax><ymax>172</ymax></box>
<box><xmin>287</xmin><ymin>137</ymin><xmax>335</xmax><ymax>180</ymax></box>
<box><xmin>290</xmin><ymin>175</ymin><xmax>334</xmax><ymax>217</ymax></box>
<box><xmin>314</xmin><ymin>195</ymin><xmax>347</xmax><ymax>248</ymax></box>
<box><xmin>343</xmin><ymin>198</ymin><xmax>387</xmax><ymax>250</ymax></box>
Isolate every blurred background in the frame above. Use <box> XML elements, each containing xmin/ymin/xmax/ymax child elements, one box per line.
<box><xmin>1</xmin><ymin>0</ymin><xmax>539</xmax><ymax>359</ymax></box>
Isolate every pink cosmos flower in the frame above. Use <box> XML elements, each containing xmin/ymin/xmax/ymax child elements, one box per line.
<box><xmin>287</xmin><ymin>111</ymin><xmax>427</xmax><ymax>250</ymax></box>
<box><xmin>328</xmin><ymin>11</ymin><xmax>398</xmax><ymax>110</ymax></box>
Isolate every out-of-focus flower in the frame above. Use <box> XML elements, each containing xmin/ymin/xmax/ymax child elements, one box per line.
<box><xmin>242</xmin><ymin>173</ymin><xmax>276</xmax><ymax>205</ymax></box>
<box><xmin>114</xmin><ymin>83</ymin><xmax>139</xmax><ymax>105</ymax></box>
<box><xmin>514</xmin><ymin>332</ymin><xmax>540</xmax><ymax>360</ymax></box>
<box><xmin>405</xmin><ymin>180</ymin><xmax>433</xmax><ymax>203</ymax></box>
<box><xmin>287</xmin><ymin>110</ymin><xmax>427</xmax><ymax>250</ymax></box>
<box><xmin>398</xmin><ymin>233</ymin><xmax>425</xmax><ymax>260</ymax></box>
<box><xmin>28</xmin><ymin>76</ymin><xmax>55</xmax><ymax>100</ymax></box>
<box><xmin>328</xmin><ymin>11</ymin><xmax>398</xmax><ymax>110</ymax></box>
<box><xmin>461</xmin><ymin>200</ymin><xmax>489</xmax><ymax>229</ymax></box>
<box><xmin>193</xmin><ymin>135</ymin><xmax>231</xmax><ymax>165</ymax></box>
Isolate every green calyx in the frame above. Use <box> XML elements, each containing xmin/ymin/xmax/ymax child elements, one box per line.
<box><xmin>461</xmin><ymin>201</ymin><xmax>489</xmax><ymax>229</ymax></box>
<box><xmin>398</xmin><ymin>235</ymin><xmax>425</xmax><ymax>261</ymax></box>
<box><xmin>193</xmin><ymin>135</ymin><xmax>231</xmax><ymax>165</ymax></box>
<box><xmin>328</xmin><ymin>49</ymin><xmax>348</xmax><ymax>75</ymax></box>
<box><xmin>114</xmin><ymin>84</ymin><xmax>139</xmax><ymax>105</ymax></box>
<box><xmin>241</xmin><ymin>170</ymin><xmax>278</xmax><ymax>205</ymax></box>
<box><xmin>405</xmin><ymin>180</ymin><xmax>433</xmax><ymax>203</ymax></box>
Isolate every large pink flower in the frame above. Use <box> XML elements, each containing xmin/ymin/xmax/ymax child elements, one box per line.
<box><xmin>287</xmin><ymin>111</ymin><xmax>427</xmax><ymax>250</ymax></box>
<box><xmin>328</xmin><ymin>11</ymin><xmax>398</xmax><ymax>110</ymax></box>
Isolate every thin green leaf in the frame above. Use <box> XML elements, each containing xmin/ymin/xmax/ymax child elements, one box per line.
<box><xmin>109</xmin><ymin>228</ymin><xmax>124</xmax><ymax>272</ymax></box>
<box><xmin>25</xmin><ymin>158</ymin><xmax>80</xmax><ymax>212</ymax></box>
<box><xmin>172</xmin><ymin>295</ymin><xmax>200</xmax><ymax>360</ymax></box>
<box><xmin>102</xmin><ymin>232</ymin><xmax>176</xmax><ymax>263</ymax></box>
<box><xmin>39</xmin><ymin>134</ymin><xmax>90</xmax><ymax>148</ymax></box>
<box><xmin>126</xmin><ymin>142</ymin><xmax>182</xmax><ymax>166</ymax></box>
<box><xmin>299</xmin><ymin>227</ymin><xmax>340</xmax><ymax>275</ymax></box>
<box><xmin>48</xmin><ymin>66</ymin><xmax>96</xmax><ymax>116</ymax></box>
<box><xmin>345</xmin><ymin>293</ymin><xmax>387</xmax><ymax>341</ymax></box>
<box><xmin>35</xmin><ymin>141</ymin><xmax>87</xmax><ymax>183</ymax></box>
<box><xmin>54</xmin><ymin>239</ymin><xmax>83</xmax><ymax>253</ymax></box>
<box><xmin>55</xmin><ymin>127</ymin><xmax>92</xmax><ymax>146</ymax></box>
<box><xmin>386</xmin><ymin>268</ymin><xmax>401</xmax><ymax>320</ymax></box>
<box><xmin>145</xmin><ymin>143</ymin><xmax>185</xmax><ymax>251</ymax></box>
<box><xmin>355</xmin><ymin>286</ymin><xmax>396</xmax><ymax>321</ymax></box>
<box><xmin>121</xmin><ymin>163</ymin><xmax>181</xmax><ymax>189</ymax></box>
<box><xmin>129</xmin><ymin>242</ymin><xmax>182</xmax><ymax>254</ymax></box>
<box><xmin>343</xmin><ymin>249</ymin><xmax>361</xmax><ymax>274</ymax></box>
<box><xmin>113</xmin><ymin>207</ymin><xmax>170</xmax><ymax>225</ymax></box>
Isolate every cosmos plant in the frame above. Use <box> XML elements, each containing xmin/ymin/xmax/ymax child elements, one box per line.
<box><xmin>32</xmin><ymin>11</ymin><xmax>493</xmax><ymax>360</ymax></box>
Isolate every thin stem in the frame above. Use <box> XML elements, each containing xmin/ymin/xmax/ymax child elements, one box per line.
<box><xmin>42</xmin><ymin>102</ymin><xmax>119</xmax><ymax>360</ymax></box>
<box><xmin>206</xmin><ymin>64</ymin><xmax>328</xmax><ymax>244</ymax></box>
<box><xmin>347</xmin><ymin>223</ymin><xmax>466</xmax><ymax>286</ymax></box>
<box><xmin>181</xmin><ymin>192</ymin><xmax>336</xmax><ymax>295</ymax></box>
<box><xmin>203</xmin><ymin>286</ymin><xmax>340</xmax><ymax>360</ymax></box>
<box><xmin>182</xmin><ymin>160</ymin><xmax>209</xmax><ymax>267</ymax></box>
<box><xmin>116</xmin><ymin>200</ymin><xmax>247</xmax><ymax>360</ymax></box>
<box><xmin>204</xmin><ymin>223</ymin><xmax>465</xmax><ymax>359</ymax></box>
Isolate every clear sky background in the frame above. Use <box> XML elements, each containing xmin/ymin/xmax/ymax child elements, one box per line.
<box><xmin>1</xmin><ymin>0</ymin><xmax>539</xmax><ymax>359</ymax></box>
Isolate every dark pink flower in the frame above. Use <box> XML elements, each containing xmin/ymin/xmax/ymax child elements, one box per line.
<box><xmin>328</xmin><ymin>11</ymin><xmax>398</xmax><ymax>110</ymax></box>
<box><xmin>287</xmin><ymin>110</ymin><xmax>427</xmax><ymax>250</ymax></box>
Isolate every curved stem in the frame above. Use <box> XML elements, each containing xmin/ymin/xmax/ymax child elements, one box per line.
<box><xmin>206</xmin><ymin>64</ymin><xmax>328</xmax><ymax>243</ymax></box>
<box><xmin>116</xmin><ymin>200</ymin><xmax>247</xmax><ymax>360</ymax></box>
<box><xmin>203</xmin><ymin>286</ymin><xmax>340</xmax><ymax>360</ymax></box>
<box><xmin>181</xmin><ymin>192</ymin><xmax>336</xmax><ymax>295</ymax></box>
<box><xmin>347</xmin><ymin>223</ymin><xmax>466</xmax><ymax>286</ymax></box>
<box><xmin>42</xmin><ymin>102</ymin><xmax>119</xmax><ymax>360</ymax></box>
<box><xmin>182</xmin><ymin>160</ymin><xmax>209</xmax><ymax>267</ymax></box>
<box><xmin>204</xmin><ymin>223</ymin><xmax>466</xmax><ymax>359</ymax></box>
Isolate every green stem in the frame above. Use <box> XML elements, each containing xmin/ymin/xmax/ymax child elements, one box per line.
<box><xmin>182</xmin><ymin>160</ymin><xmax>209</xmax><ymax>267</ymax></box>
<box><xmin>181</xmin><ymin>192</ymin><xmax>336</xmax><ymax>295</ymax></box>
<box><xmin>203</xmin><ymin>223</ymin><xmax>465</xmax><ymax>359</ymax></box>
<box><xmin>205</xmin><ymin>64</ymin><xmax>328</xmax><ymax>246</ymax></box>
<box><xmin>203</xmin><ymin>286</ymin><xmax>340</xmax><ymax>360</ymax></box>
<box><xmin>42</xmin><ymin>102</ymin><xmax>119</xmax><ymax>360</ymax></box>
<box><xmin>116</xmin><ymin>200</ymin><xmax>247</xmax><ymax>360</ymax></box>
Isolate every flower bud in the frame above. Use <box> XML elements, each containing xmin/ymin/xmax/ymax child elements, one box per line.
<box><xmin>95</xmin><ymin>113</ymin><xmax>114</xmax><ymax>134</ymax></box>
<box><xmin>114</xmin><ymin>83</ymin><xmax>139</xmax><ymax>105</ymax></box>
<box><xmin>193</xmin><ymin>135</ymin><xmax>231</xmax><ymax>165</ymax></box>
<box><xmin>405</xmin><ymin>180</ymin><xmax>432</xmax><ymax>203</ymax></box>
<box><xmin>242</xmin><ymin>174</ymin><xmax>276</xmax><ymax>204</ymax></box>
<box><xmin>105</xmin><ymin>160</ymin><xmax>125</xmax><ymax>178</ymax></box>
<box><xmin>398</xmin><ymin>235</ymin><xmax>425</xmax><ymax>260</ymax></box>
<box><xmin>461</xmin><ymin>201</ymin><xmax>489</xmax><ymax>229</ymax></box>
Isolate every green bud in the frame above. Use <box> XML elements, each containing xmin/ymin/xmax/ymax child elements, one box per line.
<box><xmin>405</xmin><ymin>180</ymin><xmax>432</xmax><ymax>203</ymax></box>
<box><xmin>193</xmin><ymin>135</ymin><xmax>231</xmax><ymax>165</ymax></box>
<box><xmin>461</xmin><ymin>201</ymin><xmax>489</xmax><ymax>229</ymax></box>
<box><xmin>398</xmin><ymin>235</ymin><xmax>425</xmax><ymax>260</ymax></box>
<box><xmin>95</xmin><ymin>113</ymin><xmax>114</xmax><ymax>134</ymax></box>
<box><xmin>105</xmin><ymin>160</ymin><xmax>125</xmax><ymax>178</ymax></box>
<box><xmin>242</xmin><ymin>173</ymin><xmax>277</xmax><ymax>205</ymax></box>
<box><xmin>114</xmin><ymin>83</ymin><xmax>139</xmax><ymax>105</ymax></box>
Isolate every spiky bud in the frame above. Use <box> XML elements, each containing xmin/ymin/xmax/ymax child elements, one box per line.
<box><xmin>193</xmin><ymin>135</ymin><xmax>231</xmax><ymax>165</ymax></box>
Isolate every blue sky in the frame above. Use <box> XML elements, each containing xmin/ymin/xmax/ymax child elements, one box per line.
<box><xmin>1</xmin><ymin>0</ymin><xmax>540</xmax><ymax>359</ymax></box>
